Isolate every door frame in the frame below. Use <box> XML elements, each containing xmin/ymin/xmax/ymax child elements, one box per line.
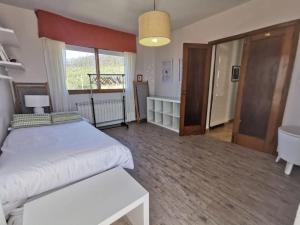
<box><xmin>204</xmin><ymin>20</ymin><xmax>300</xmax><ymax>144</ymax></box>
<box><xmin>208</xmin><ymin>19</ymin><xmax>300</xmax><ymax>46</ymax></box>
<box><xmin>180</xmin><ymin>43</ymin><xmax>212</xmax><ymax>136</ymax></box>
<box><xmin>208</xmin><ymin>45</ymin><xmax>218</xmax><ymax>129</ymax></box>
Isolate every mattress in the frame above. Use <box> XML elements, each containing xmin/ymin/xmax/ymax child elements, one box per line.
<box><xmin>0</xmin><ymin>121</ymin><xmax>134</xmax><ymax>217</ymax></box>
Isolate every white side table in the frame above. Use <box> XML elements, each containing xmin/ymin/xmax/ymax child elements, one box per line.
<box><xmin>277</xmin><ymin>126</ymin><xmax>300</xmax><ymax>175</ymax></box>
<box><xmin>23</xmin><ymin>167</ymin><xmax>149</xmax><ymax>225</ymax></box>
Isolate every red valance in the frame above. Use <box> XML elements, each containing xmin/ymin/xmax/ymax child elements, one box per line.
<box><xmin>36</xmin><ymin>10</ymin><xmax>136</xmax><ymax>53</ymax></box>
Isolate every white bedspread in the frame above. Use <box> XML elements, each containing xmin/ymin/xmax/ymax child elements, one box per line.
<box><xmin>0</xmin><ymin>121</ymin><xmax>133</xmax><ymax>216</ymax></box>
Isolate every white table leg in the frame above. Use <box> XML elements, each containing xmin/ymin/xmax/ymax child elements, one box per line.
<box><xmin>285</xmin><ymin>162</ymin><xmax>294</xmax><ymax>175</ymax></box>
<box><xmin>143</xmin><ymin>195</ymin><xmax>149</xmax><ymax>225</ymax></box>
<box><xmin>275</xmin><ymin>156</ymin><xmax>281</xmax><ymax>163</ymax></box>
<box><xmin>127</xmin><ymin>195</ymin><xmax>149</xmax><ymax>225</ymax></box>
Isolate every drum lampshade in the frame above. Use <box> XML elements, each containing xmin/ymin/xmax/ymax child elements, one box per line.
<box><xmin>138</xmin><ymin>10</ymin><xmax>171</xmax><ymax>47</ymax></box>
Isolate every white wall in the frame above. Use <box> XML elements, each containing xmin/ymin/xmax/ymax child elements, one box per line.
<box><xmin>0</xmin><ymin>3</ymin><xmax>47</xmax><ymax>82</ymax></box>
<box><xmin>136</xmin><ymin>43</ymin><xmax>156</xmax><ymax>95</ymax></box>
<box><xmin>0</xmin><ymin>3</ymin><xmax>155</xmax><ymax>111</ymax></box>
<box><xmin>154</xmin><ymin>0</ymin><xmax>300</xmax><ymax>126</ymax></box>
<box><xmin>284</xmin><ymin>43</ymin><xmax>300</xmax><ymax>126</ymax></box>
<box><xmin>0</xmin><ymin>67</ymin><xmax>14</xmax><ymax>146</ymax></box>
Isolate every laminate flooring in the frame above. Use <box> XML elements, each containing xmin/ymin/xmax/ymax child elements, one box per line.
<box><xmin>206</xmin><ymin>122</ymin><xmax>233</xmax><ymax>142</ymax></box>
<box><xmin>105</xmin><ymin>122</ymin><xmax>300</xmax><ymax>225</ymax></box>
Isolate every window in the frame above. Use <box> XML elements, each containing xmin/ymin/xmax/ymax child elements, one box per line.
<box><xmin>66</xmin><ymin>46</ymin><xmax>125</xmax><ymax>94</ymax></box>
<box><xmin>98</xmin><ymin>50</ymin><xmax>125</xmax><ymax>90</ymax></box>
<box><xmin>66</xmin><ymin>47</ymin><xmax>96</xmax><ymax>90</ymax></box>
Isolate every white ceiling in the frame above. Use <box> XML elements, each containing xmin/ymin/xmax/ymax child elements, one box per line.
<box><xmin>0</xmin><ymin>0</ymin><xmax>250</xmax><ymax>34</ymax></box>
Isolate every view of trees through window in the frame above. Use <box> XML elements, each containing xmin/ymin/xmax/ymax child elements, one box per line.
<box><xmin>66</xmin><ymin>50</ymin><xmax>96</xmax><ymax>90</ymax></box>
<box><xmin>66</xmin><ymin>48</ymin><xmax>125</xmax><ymax>91</ymax></box>
<box><xmin>99</xmin><ymin>53</ymin><xmax>125</xmax><ymax>89</ymax></box>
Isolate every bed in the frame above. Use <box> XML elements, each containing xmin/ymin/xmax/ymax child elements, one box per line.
<box><xmin>0</xmin><ymin>120</ymin><xmax>134</xmax><ymax>224</ymax></box>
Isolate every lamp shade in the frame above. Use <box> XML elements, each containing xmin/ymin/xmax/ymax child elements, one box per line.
<box><xmin>25</xmin><ymin>95</ymin><xmax>50</xmax><ymax>107</ymax></box>
<box><xmin>139</xmin><ymin>10</ymin><xmax>171</xmax><ymax>47</ymax></box>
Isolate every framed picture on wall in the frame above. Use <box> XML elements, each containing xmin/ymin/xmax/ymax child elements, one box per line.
<box><xmin>231</xmin><ymin>65</ymin><xmax>240</xmax><ymax>82</ymax></box>
<box><xmin>161</xmin><ymin>59</ymin><xmax>173</xmax><ymax>83</ymax></box>
<box><xmin>137</xmin><ymin>74</ymin><xmax>143</xmax><ymax>82</ymax></box>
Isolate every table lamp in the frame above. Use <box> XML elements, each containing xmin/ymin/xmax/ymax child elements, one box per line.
<box><xmin>24</xmin><ymin>95</ymin><xmax>50</xmax><ymax>114</ymax></box>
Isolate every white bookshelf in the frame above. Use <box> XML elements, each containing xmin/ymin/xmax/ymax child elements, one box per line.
<box><xmin>0</xmin><ymin>61</ymin><xmax>24</xmax><ymax>70</ymax></box>
<box><xmin>0</xmin><ymin>27</ymin><xmax>24</xmax><ymax>71</ymax></box>
<box><xmin>147</xmin><ymin>96</ymin><xmax>180</xmax><ymax>133</ymax></box>
<box><xmin>0</xmin><ymin>27</ymin><xmax>19</xmax><ymax>47</ymax></box>
<box><xmin>0</xmin><ymin>74</ymin><xmax>12</xmax><ymax>80</ymax></box>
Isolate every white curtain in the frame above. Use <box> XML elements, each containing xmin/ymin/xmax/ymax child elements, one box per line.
<box><xmin>124</xmin><ymin>52</ymin><xmax>136</xmax><ymax>122</ymax></box>
<box><xmin>41</xmin><ymin>38</ymin><xmax>70</xmax><ymax>112</ymax></box>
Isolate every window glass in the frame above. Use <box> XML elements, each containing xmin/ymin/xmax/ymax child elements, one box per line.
<box><xmin>66</xmin><ymin>49</ymin><xmax>96</xmax><ymax>90</ymax></box>
<box><xmin>65</xmin><ymin>47</ymin><xmax>125</xmax><ymax>91</ymax></box>
<box><xmin>98</xmin><ymin>53</ymin><xmax>125</xmax><ymax>89</ymax></box>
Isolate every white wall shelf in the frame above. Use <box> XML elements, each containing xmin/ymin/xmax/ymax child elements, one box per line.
<box><xmin>0</xmin><ymin>27</ymin><xmax>19</xmax><ymax>47</ymax></box>
<box><xmin>0</xmin><ymin>74</ymin><xmax>13</xmax><ymax>80</ymax></box>
<box><xmin>147</xmin><ymin>96</ymin><xmax>180</xmax><ymax>133</ymax></box>
<box><xmin>0</xmin><ymin>61</ymin><xmax>24</xmax><ymax>70</ymax></box>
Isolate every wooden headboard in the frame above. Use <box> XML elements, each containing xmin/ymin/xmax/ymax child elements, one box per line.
<box><xmin>13</xmin><ymin>82</ymin><xmax>52</xmax><ymax>113</ymax></box>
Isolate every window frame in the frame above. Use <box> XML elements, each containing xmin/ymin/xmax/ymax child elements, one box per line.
<box><xmin>66</xmin><ymin>46</ymin><xmax>124</xmax><ymax>95</ymax></box>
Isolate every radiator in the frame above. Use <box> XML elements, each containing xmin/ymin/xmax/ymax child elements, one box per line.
<box><xmin>76</xmin><ymin>99</ymin><xmax>123</xmax><ymax>125</ymax></box>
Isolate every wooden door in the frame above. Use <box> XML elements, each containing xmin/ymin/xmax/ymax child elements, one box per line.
<box><xmin>233</xmin><ymin>25</ymin><xmax>299</xmax><ymax>153</ymax></box>
<box><xmin>180</xmin><ymin>43</ymin><xmax>212</xmax><ymax>136</ymax></box>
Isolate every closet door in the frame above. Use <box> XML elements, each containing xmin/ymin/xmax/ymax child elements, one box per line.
<box><xmin>180</xmin><ymin>43</ymin><xmax>211</xmax><ymax>136</ymax></box>
<box><xmin>233</xmin><ymin>25</ymin><xmax>299</xmax><ymax>153</ymax></box>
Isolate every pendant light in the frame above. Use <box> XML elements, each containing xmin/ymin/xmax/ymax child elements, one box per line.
<box><xmin>138</xmin><ymin>0</ymin><xmax>171</xmax><ymax>47</ymax></box>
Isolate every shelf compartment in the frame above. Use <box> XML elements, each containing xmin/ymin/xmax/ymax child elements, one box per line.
<box><xmin>155</xmin><ymin>112</ymin><xmax>163</xmax><ymax>124</ymax></box>
<box><xmin>147</xmin><ymin>99</ymin><xmax>154</xmax><ymax>111</ymax></box>
<box><xmin>147</xmin><ymin>110</ymin><xmax>154</xmax><ymax>122</ymax></box>
<box><xmin>173</xmin><ymin>117</ymin><xmax>180</xmax><ymax>131</ymax></box>
<box><xmin>155</xmin><ymin>100</ymin><xmax>163</xmax><ymax>113</ymax></box>
<box><xmin>173</xmin><ymin>103</ymin><xmax>180</xmax><ymax>117</ymax></box>
<box><xmin>163</xmin><ymin>114</ymin><xmax>173</xmax><ymax>129</ymax></box>
<box><xmin>163</xmin><ymin>101</ymin><xmax>173</xmax><ymax>115</ymax></box>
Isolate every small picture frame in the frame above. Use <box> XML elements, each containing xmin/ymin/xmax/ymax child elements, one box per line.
<box><xmin>137</xmin><ymin>74</ymin><xmax>143</xmax><ymax>82</ymax></box>
<box><xmin>231</xmin><ymin>65</ymin><xmax>240</xmax><ymax>82</ymax></box>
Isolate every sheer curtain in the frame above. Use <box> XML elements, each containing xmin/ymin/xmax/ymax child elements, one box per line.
<box><xmin>41</xmin><ymin>38</ymin><xmax>70</xmax><ymax>112</ymax></box>
<box><xmin>124</xmin><ymin>52</ymin><xmax>136</xmax><ymax>122</ymax></box>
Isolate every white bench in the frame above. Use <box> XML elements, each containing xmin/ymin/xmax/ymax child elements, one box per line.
<box><xmin>22</xmin><ymin>167</ymin><xmax>149</xmax><ymax>225</ymax></box>
<box><xmin>277</xmin><ymin>126</ymin><xmax>300</xmax><ymax>175</ymax></box>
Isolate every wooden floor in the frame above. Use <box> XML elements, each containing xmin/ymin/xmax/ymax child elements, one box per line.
<box><xmin>206</xmin><ymin>122</ymin><xmax>233</xmax><ymax>142</ymax></box>
<box><xmin>105</xmin><ymin>123</ymin><xmax>300</xmax><ymax>225</ymax></box>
